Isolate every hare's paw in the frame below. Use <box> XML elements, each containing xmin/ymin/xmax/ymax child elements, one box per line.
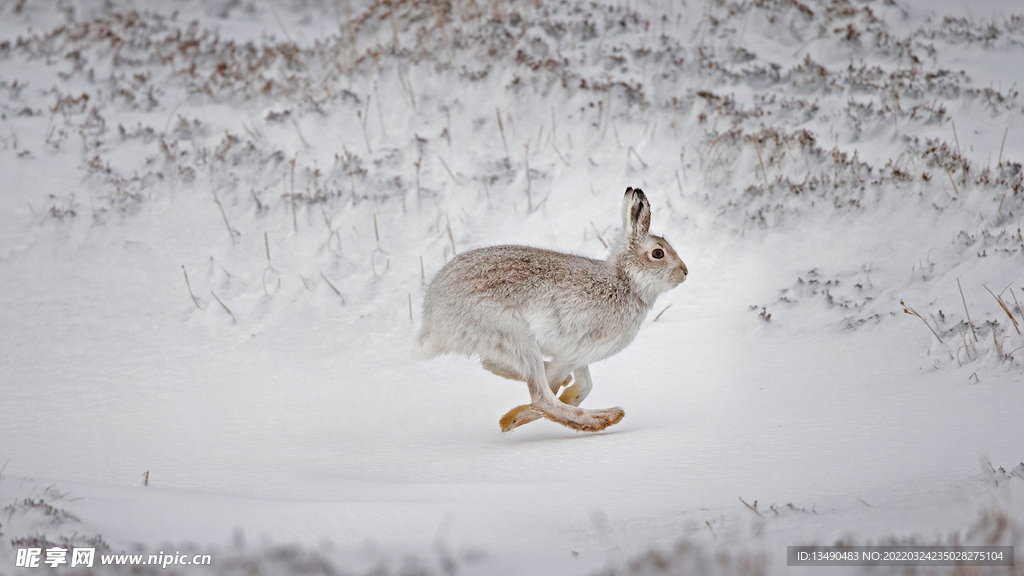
<box><xmin>586</xmin><ymin>407</ymin><xmax>625</xmax><ymax>431</ymax></box>
<box><xmin>559</xmin><ymin>407</ymin><xmax>625</xmax><ymax>432</ymax></box>
<box><xmin>558</xmin><ymin>383</ymin><xmax>581</xmax><ymax>405</ymax></box>
<box><xmin>533</xmin><ymin>405</ymin><xmax>624</xmax><ymax>432</ymax></box>
<box><xmin>499</xmin><ymin>404</ymin><xmax>542</xmax><ymax>432</ymax></box>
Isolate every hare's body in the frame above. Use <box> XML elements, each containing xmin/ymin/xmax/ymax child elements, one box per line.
<box><xmin>419</xmin><ymin>246</ymin><xmax>651</xmax><ymax>368</ymax></box>
<box><xmin>417</xmin><ymin>188</ymin><xmax>687</xmax><ymax>432</ymax></box>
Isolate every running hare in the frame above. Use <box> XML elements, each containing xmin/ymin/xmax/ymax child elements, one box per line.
<box><xmin>417</xmin><ymin>187</ymin><xmax>687</xmax><ymax>432</ymax></box>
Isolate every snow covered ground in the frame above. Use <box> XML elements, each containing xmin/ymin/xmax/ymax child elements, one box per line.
<box><xmin>1</xmin><ymin>0</ymin><xmax>1022</xmax><ymax>574</ymax></box>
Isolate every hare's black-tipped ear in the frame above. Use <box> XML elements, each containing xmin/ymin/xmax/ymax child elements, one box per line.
<box><xmin>621</xmin><ymin>187</ymin><xmax>651</xmax><ymax>240</ymax></box>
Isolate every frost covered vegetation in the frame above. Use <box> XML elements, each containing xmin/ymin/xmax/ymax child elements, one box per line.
<box><xmin>1</xmin><ymin>0</ymin><xmax>1023</xmax><ymax>573</ymax></box>
<box><xmin>3</xmin><ymin>0</ymin><xmax>1022</xmax><ymax>366</ymax></box>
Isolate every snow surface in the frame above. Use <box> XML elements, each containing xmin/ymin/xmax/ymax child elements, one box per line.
<box><xmin>1</xmin><ymin>0</ymin><xmax>1022</xmax><ymax>574</ymax></box>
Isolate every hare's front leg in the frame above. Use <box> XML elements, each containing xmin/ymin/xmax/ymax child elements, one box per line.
<box><xmin>557</xmin><ymin>365</ymin><xmax>594</xmax><ymax>406</ymax></box>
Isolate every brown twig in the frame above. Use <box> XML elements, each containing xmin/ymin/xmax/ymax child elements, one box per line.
<box><xmin>628</xmin><ymin>145</ymin><xmax>648</xmax><ymax>168</ymax></box>
<box><xmin>290</xmin><ymin>154</ymin><xmax>298</xmax><ymax>232</ymax></box>
<box><xmin>998</xmin><ymin>126</ymin><xmax>1009</xmax><ymax>166</ymax></box>
<box><xmin>211</xmin><ymin>291</ymin><xmax>235</xmax><ymax>323</ymax></box>
<box><xmin>985</xmin><ymin>285</ymin><xmax>1021</xmax><ymax>334</ymax></box>
<box><xmin>952</xmin><ymin>121</ymin><xmax>967</xmax><ymax>183</ymax></box>
<box><xmin>590</xmin><ymin>221</ymin><xmax>608</xmax><ymax>248</ymax></box>
<box><xmin>439</xmin><ymin>156</ymin><xmax>458</xmax><ymax>183</ymax></box>
<box><xmin>945</xmin><ymin>166</ymin><xmax>960</xmax><ymax>196</ymax></box>
<box><xmin>1011</xmin><ymin>289</ymin><xmax>1024</xmax><ymax>327</ymax></box>
<box><xmin>320</xmin><ymin>272</ymin><xmax>345</xmax><ymax>304</ymax></box>
<box><xmin>445</xmin><ymin>214</ymin><xmax>456</xmax><ymax>255</ymax></box>
<box><xmin>901</xmin><ymin>300</ymin><xmax>943</xmax><ymax>343</ymax></box>
<box><xmin>524</xmin><ymin>143</ymin><xmax>532</xmax><ymax>211</ymax></box>
<box><xmin>182</xmin><ymin>266</ymin><xmax>200</xmax><ymax>309</ymax></box>
<box><xmin>957</xmin><ymin>278</ymin><xmax>977</xmax><ymax>342</ymax></box>
<box><xmin>496</xmin><ymin>108</ymin><xmax>508</xmax><ymax>157</ymax></box>
<box><xmin>211</xmin><ymin>185</ymin><xmax>238</xmax><ymax>243</ymax></box>
<box><xmin>753</xmin><ymin>137</ymin><xmax>769</xmax><ymax>187</ymax></box>
<box><xmin>739</xmin><ymin>497</ymin><xmax>761</xmax><ymax>516</ymax></box>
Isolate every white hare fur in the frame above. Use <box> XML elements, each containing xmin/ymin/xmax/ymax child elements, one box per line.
<box><xmin>417</xmin><ymin>187</ymin><xmax>687</xmax><ymax>432</ymax></box>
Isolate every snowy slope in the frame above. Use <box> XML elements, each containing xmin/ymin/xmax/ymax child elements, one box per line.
<box><xmin>1</xmin><ymin>0</ymin><xmax>1022</xmax><ymax>574</ymax></box>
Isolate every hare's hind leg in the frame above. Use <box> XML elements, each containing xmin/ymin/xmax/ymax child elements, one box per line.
<box><xmin>534</xmin><ymin>362</ymin><xmax>622</xmax><ymax>432</ymax></box>
<box><xmin>489</xmin><ymin>360</ymin><xmax>573</xmax><ymax>432</ymax></box>
<box><xmin>533</xmin><ymin>380</ymin><xmax>624</xmax><ymax>432</ymax></box>
<box><xmin>505</xmin><ymin>351</ymin><xmax>623</xmax><ymax>433</ymax></box>
<box><xmin>482</xmin><ymin>360</ymin><xmax>572</xmax><ymax>393</ymax></box>
<box><xmin>558</xmin><ymin>365</ymin><xmax>595</xmax><ymax>406</ymax></box>
<box><xmin>484</xmin><ymin>328</ymin><xmax>622</xmax><ymax>432</ymax></box>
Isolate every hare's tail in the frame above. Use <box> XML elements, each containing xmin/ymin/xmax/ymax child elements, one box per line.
<box><xmin>414</xmin><ymin>324</ymin><xmax>444</xmax><ymax>359</ymax></box>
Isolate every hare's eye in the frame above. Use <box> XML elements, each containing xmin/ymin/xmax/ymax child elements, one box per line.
<box><xmin>652</xmin><ymin>248</ymin><xmax>665</xmax><ymax>259</ymax></box>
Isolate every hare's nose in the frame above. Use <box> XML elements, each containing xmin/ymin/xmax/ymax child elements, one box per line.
<box><xmin>680</xmin><ymin>262</ymin><xmax>688</xmax><ymax>277</ymax></box>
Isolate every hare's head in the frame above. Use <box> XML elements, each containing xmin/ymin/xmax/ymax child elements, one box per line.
<box><xmin>611</xmin><ymin>187</ymin><xmax>688</xmax><ymax>301</ymax></box>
